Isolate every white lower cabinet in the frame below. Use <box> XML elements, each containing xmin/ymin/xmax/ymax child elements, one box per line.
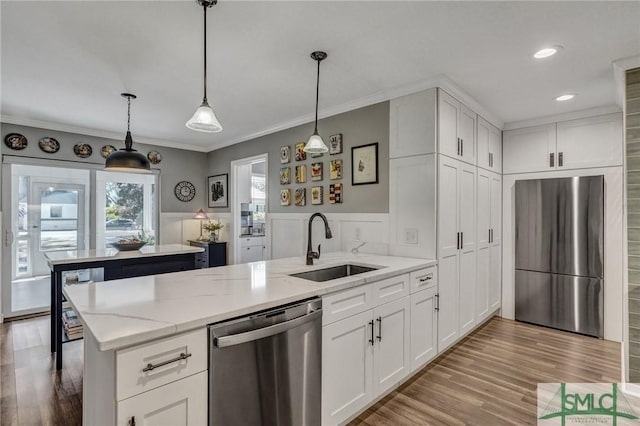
<box><xmin>322</xmin><ymin>278</ymin><xmax>412</xmax><ymax>426</ymax></box>
<box><xmin>322</xmin><ymin>310</ymin><xmax>374</xmax><ymax>426</ymax></box>
<box><xmin>372</xmin><ymin>296</ymin><xmax>411</xmax><ymax>396</ymax></box>
<box><xmin>117</xmin><ymin>371</ymin><xmax>207</xmax><ymax>426</ymax></box>
<box><xmin>410</xmin><ymin>286</ymin><xmax>438</xmax><ymax>371</ymax></box>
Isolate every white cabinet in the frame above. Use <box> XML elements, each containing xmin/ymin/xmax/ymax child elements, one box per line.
<box><xmin>410</xmin><ymin>286</ymin><xmax>438</xmax><ymax>371</ymax></box>
<box><xmin>372</xmin><ymin>296</ymin><xmax>411</xmax><ymax>396</ymax></box>
<box><xmin>476</xmin><ymin>170</ymin><xmax>502</xmax><ymax>323</ymax></box>
<box><xmin>503</xmin><ymin>113</ymin><xmax>623</xmax><ymax>174</ymax></box>
<box><xmin>83</xmin><ymin>329</ymin><xmax>208</xmax><ymax>426</ymax></box>
<box><xmin>240</xmin><ymin>236</ymin><xmax>265</xmax><ymax>263</ymax></box>
<box><xmin>322</xmin><ymin>310</ymin><xmax>373</xmax><ymax>426</ymax></box>
<box><xmin>503</xmin><ymin>123</ymin><xmax>556</xmax><ymax>174</ymax></box>
<box><xmin>438</xmin><ymin>89</ymin><xmax>477</xmax><ymax>165</ymax></box>
<box><xmin>477</xmin><ymin>116</ymin><xmax>502</xmax><ymax>172</ymax></box>
<box><xmin>117</xmin><ymin>371</ymin><xmax>207</xmax><ymax>426</ymax></box>
<box><xmin>556</xmin><ymin>113</ymin><xmax>623</xmax><ymax>169</ymax></box>
<box><xmin>437</xmin><ymin>155</ymin><xmax>476</xmax><ymax>352</ymax></box>
<box><xmin>322</xmin><ymin>275</ymin><xmax>412</xmax><ymax>426</ymax></box>
<box><xmin>389</xmin><ymin>89</ymin><xmax>437</xmax><ymax>158</ymax></box>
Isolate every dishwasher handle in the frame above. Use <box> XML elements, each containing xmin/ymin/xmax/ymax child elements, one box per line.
<box><xmin>213</xmin><ymin>309</ymin><xmax>322</xmax><ymax>348</ymax></box>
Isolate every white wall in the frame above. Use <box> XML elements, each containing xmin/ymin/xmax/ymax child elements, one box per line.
<box><xmin>501</xmin><ymin>166</ymin><xmax>624</xmax><ymax>342</ymax></box>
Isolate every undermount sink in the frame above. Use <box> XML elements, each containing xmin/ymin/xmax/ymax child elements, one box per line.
<box><xmin>290</xmin><ymin>264</ymin><xmax>380</xmax><ymax>282</ymax></box>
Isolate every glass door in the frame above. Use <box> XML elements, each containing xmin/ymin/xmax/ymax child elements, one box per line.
<box><xmin>5</xmin><ymin>164</ymin><xmax>90</xmax><ymax>316</ymax></box>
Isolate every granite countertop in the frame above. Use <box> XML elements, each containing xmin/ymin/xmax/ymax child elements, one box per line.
<box><xmin>63</xmin><ymin>252</ymin><xmax>436</xmax><ymax>351</ymax></box>
<box><xmin>45</xmin><ymin>244</ymin><xmax>204</xmax><ymax>267</ymax></box>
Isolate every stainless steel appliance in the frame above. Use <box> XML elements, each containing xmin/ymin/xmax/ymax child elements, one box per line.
<box><xmin>241</xmin><ymin>207</ymin><xmax>254</xmax><ymax>235</ymax></box>
<box><xmin>209</xmin><ymin>298</ymin><xmax>322</xmax><ymax>426</ymax></box>
<box><xmin>515</xmin><ymin>176</ymin><xmax>604</xmax><ymax>338</ymax></box>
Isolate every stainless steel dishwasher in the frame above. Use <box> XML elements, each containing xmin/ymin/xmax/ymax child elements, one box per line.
<box><xmin>208</xmin><ymin>298</ymin><xmax>322</xmax><ymax>426</ymax></box>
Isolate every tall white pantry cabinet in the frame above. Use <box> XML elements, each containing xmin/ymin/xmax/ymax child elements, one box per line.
<box><xmin>389</xmin><ymin>87</ymin><xmax>504</xmax><ymax>354</ymax></box>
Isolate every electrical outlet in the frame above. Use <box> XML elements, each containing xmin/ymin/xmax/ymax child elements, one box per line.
<box><xmin>355</xmin><ymin>227</ymin><xmax>361</xmax><ymax>241</ymax></box>
<box><xmin>405</xmin><ymin>228</ymin><xmax>418</xmax><ymax>244</ymax></box>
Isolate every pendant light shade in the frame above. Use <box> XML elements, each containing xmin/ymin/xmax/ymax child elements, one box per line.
<box><xmin>105</xmin><ymin>93</ymin><xmax>151</xmax><ymax>173</ymax></box>
<box><xmin>304</xmin><ymin>51</ymin><xmax>329</xmax><ymax>154</ymax></box>
<box><xmin>186</xmin><ymin>0</ymin><xmax>223</xmax><ymax>133</ymax></box>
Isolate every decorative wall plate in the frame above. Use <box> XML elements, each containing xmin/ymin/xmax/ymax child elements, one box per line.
<box><xmin>175</xmin><ymin>181</ymin><xmax>196</xmax><ymax>202</ymax></box>
<box><xmin>4</xmin><ymin>133</ymin><xmax>28</xmax><ymax>150</ymax></box>
<box><xmin>73</xmin><ymin>143</ymin><xmax>93</xmax><ymax>158</ymax></box>
<box><xmin>101</xmin><ymin>145</ymin><xmax>117</xmax><ymax>158</ymax></box>
<box><xmin>147</xmin><ymin>150</ymin><xmax>162</xmax><ymax>165</ymax></box>
<box><xmin>38</xmin><ymin>137</ymin><xmax>60</xmax><ymax>154</ymax></box>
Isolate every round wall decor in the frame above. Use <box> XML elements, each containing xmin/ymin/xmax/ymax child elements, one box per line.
<box><xmin>39</xmin><ymin>137</ymin><xmax>60</xmax><ymax>154</ymax></box>
<box><xmin>4</xmin><ymin>133</ymin><xmax>28</xmax><ymax>150</ymax></box>
<box><xmin>147</xmin><ymin>150</ymin><xmax>162</xmax><ymax>165</ymax></box>
<box><xmin>101</xmin><ymin>145</ymin><xmax>117</xmax><ymax>158</ymax></box>
<box><xmin>73</xmin><ymin>143</ymin><xmax>93</xmax><ymax>158</ymax></box>
<box><xmin>174</xmin><ymin>181</ymin><xmax>196</xmax><ymax>202</ymax></box>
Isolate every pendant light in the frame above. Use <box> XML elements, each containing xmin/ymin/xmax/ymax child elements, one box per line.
<box><xmin>186</xmin><ymin>0</ymin><xmax>222</xmax><ymax>133</ymax></box>
<box><xmin>105</xmin><ymin>93</ymin><xmax>151</xmax><ymax>173</ymax></box>
<box><xmin>304</xmin><ymin>51</ymin><xmax>329</xmax><ymax>154</ymax></box>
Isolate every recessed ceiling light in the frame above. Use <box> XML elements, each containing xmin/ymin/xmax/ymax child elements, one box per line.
<box><xmin>554</xmin><ymin>94</ymin><xmax>575</xmax><ymax>102</ymax></box>
<box><xmin>533</xmin><ymin>46</ymin><xmax>562</xmax><ymax>59</ymax></box>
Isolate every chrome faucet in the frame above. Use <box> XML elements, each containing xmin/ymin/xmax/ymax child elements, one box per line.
<box><xmin>307</xmin><ymin>213</ymin><xmax>333</xmax><ymax>265</ymax></box>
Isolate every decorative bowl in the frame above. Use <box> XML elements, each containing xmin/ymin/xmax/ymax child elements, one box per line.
<box><xmin>109</xmin><ymin>241</ymin><xmax>147</xmax><ymax>251</ymax></box>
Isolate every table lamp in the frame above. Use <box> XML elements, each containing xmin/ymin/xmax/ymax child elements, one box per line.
<box><xmin>194</xmin><ymin>209</ymin><xmax>209</xmax><ymax>241</ymax></box>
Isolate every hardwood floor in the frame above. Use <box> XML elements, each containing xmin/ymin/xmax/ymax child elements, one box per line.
<box><xmin>0</xmin><ymin>315</ymin><xmax>620</xmax><ymax>425</ymax></box>
<box><xmin>350</xmin><ymin>317</ymin><xmax>620</xmax><ymax>426</ymax></box>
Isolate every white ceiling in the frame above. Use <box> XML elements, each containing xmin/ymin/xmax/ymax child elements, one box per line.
<box><xmin>1</xmin><ymin>1</ymin><xmax>639</xmax><ymax>152</ymax></box>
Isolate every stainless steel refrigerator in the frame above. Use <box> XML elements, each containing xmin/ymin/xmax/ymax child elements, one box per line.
<box><xmin>515</xmin><ymin>176</ymin><xmax>604</xmax><ymax>338</ymax></box>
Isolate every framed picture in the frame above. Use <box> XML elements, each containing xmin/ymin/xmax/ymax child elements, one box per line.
<box><xmin>295</xmin><ymin>188</ymin><xmax>306</xmax><ymax>206</ymax></box>
<box><xmin>311</xmin><ymin>186</ymin><xmax>323</xmax><ymax>205</ymax></box>
<box><xmin>280</xmin><ymin>167</ymin><xmax>291</xmax><ymax>185</ymax></box>
<box><xmin>329</xmin><ymin>133</ymin><xmax>343</xmax><ymax>155</ymax></box>
<box><xmin>330</xmin><ymin>159</ymin><xmax>342</xmax><ymax>180</ymax></box>
<box><xmin>280</xmin><ymin>146</ymin><xmax>290</xmax><ymax>164</ymax></box>
<box><xmin>208</xmin><ymin>174</ymin><xmax>228</xmax><ymax>208</ymax></box>
<box><xmin>351</xmin><ymin>142</ymin><xmax>379</xmax><ymax>185</ymax></box>
<box><xmin>311</xmin><ymin>162</ymin><xmax>323</xmax><ymax>181</ymax></box>
<box><xmin>295</xmin><ymin>142</ymin><xmax>306</xmax><ymax>161</ymax></box>
<box><xmin>329</xmin><ymin>183</ymin><xmax>342</xmax><ymax>204</ymax></box>
<box><xmin>281</xmin><ymin>189</ymin><xmax>291</xmax><ymax>206</ymax></box>
<box><xmin>295</xmin><ymin>165</ymin><xmax>307</xmax><ymax>184</ymax></box>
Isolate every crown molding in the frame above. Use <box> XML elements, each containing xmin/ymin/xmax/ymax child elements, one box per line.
<box><xmin>212</xmin><ymin>74</ymin><xmax>505</xmax><ymax>151</ymax></box>
<box><xmin>502</xmin><ymin>104</ymin><xmax>622</xmax><ymax>131</ymax></box>
<box><xmin>0</xmin><ymin>115</ymin><xmax>210</xmax><ymax>152</ymax></box>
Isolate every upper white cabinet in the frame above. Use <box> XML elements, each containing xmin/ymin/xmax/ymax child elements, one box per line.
<box><xmin>477</xmin><ymin>116</ymin><xmax>502</xmax><ymax>172</ymax></box>
<box><xmin>389</xmin><ymin>89</ymin><xmax>437</xmax><ymax>158</ymax></box>
<box><xmin>503</xmin><ymin>113</ymin><xmax>623</xmax><ymax>174</ymax></box>
<box><xmin>503</xmin><ymin>123</ymin><xmax>556</xmax><ymax>174</ymax></box>
<box><xmin>556</xmin><ymin>113</ymin><xmax>623</xmax><ymax>170</ymax></box>
<box><xmin>438</xmin><ymin>89</ymin><xmax>477</xmax><ymax>165</ymax></box>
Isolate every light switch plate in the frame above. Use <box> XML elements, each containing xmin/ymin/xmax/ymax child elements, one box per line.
<box><xmin>405</xmin><ymin>228</ymin><xmax>418</xmax><ymax>244</ymax></box>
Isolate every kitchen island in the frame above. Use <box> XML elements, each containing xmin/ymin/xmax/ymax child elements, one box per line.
<box><xmin>65</xmin><ymin>252</ymin><xmax>437</xmax><ymax>425</ymax></box>
<box><xmin>45</xmin><ymin>244</ymin><xmax>204</xmax><ymax>370</ymax></box>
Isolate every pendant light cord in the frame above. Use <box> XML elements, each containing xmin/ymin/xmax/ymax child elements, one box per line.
<box><xmin>127</xmin><ymin>95</ymin><xmax>131</xmax><ymax>132</ymax></box>
<box><xmin>314</xmin><ymin>57</ymin><xmax>320</xmax><ymax>134</ymax></box>
<box><xmin>203</xmin><ymin>4</ymin><xmax>208</xmax><ymax>103</ymax></box>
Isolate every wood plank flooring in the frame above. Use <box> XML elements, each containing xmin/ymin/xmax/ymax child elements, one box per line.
<box><xmin>350</xmin><ymin>317</ymin><xmax>620</xmax><ymax>426</ymax></box>
<box><xmin>0</xmin><ymin>315</ymin><xmax>620</xmax><ymax>425</ymax></box>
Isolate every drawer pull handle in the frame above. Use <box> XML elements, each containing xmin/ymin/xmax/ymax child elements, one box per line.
<box><xmin>419</xmin><ymin>274</ymin><xmax>433</xmax><ymax>283</ymax></box>
<box><xmin>142</xmin><ymin>352</ymin><xmax>192</xmax><ymax>372</ymax></box>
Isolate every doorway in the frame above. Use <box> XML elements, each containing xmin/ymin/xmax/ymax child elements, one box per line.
<box><xmin>230</xmin><ymin>154</ymin><xmax>268</xmax><ymax>264</ymax></box>
<box><xmin>5</xmin><ymin>164</ymin><xmax>89</xmax><ymax>315</ymax></box>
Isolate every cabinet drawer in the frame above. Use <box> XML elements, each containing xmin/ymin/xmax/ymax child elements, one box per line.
<box><xmin>373</xmin><ymin>274</ymin><xmax>410</xmax><ymax>305</ymax></box>
<box><xmin>323</xmin><ymin>284</ymin><xmax>373</xmax><ymax>325</ymax></box>
<box><xmin>240</xmin><ymin>237</ymin><xmax>264</xmax><ymax>247</ymax></box>
<box><xmin>410</xmin><ymin>267</ymin><xmax>437</xmax><ymax>293</ymax></box>
<box><xmin>116</xmin><ymin>328</ymin><xmax>207</xmax><ymax>401</ymax></box>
